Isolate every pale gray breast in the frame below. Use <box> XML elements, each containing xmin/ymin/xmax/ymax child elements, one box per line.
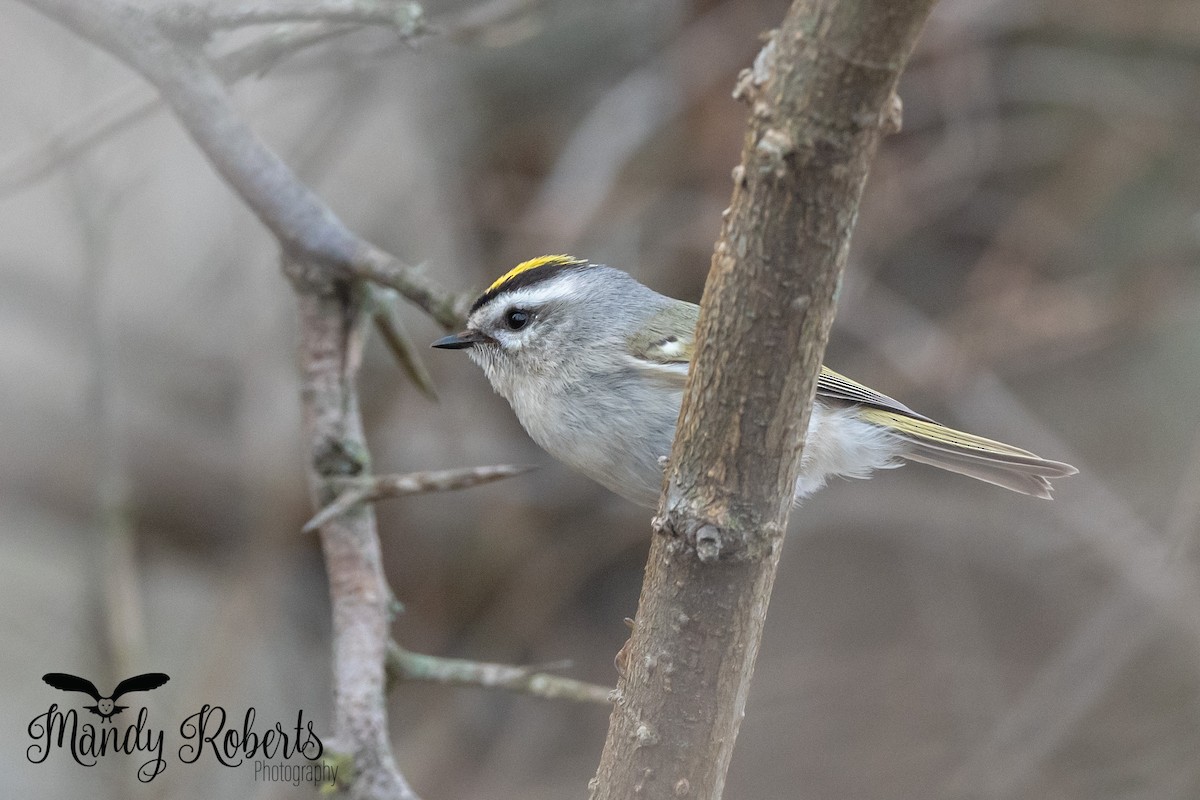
<box><xmin>512</xmin><ymin>364</ymin><xmax>681</xmax><ymax>507</ymax></box>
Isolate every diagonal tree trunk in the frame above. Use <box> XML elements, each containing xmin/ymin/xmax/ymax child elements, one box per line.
<box><xmin>588</xmin><ymin>1</ymin><xmax>939</xmax><ymax>798</ymax></box>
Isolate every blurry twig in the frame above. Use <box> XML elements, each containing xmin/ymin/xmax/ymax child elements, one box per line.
<box><xmin>158</xmin><ymin>0</ymin><xmax>427</xmax><ymax>37</ymax></box>
<box><xmin>437</xmin><ymin>0</ymin><xmax>549</xmax><ymax>44</ymax></box>
<box><xmin>1</xmin><ymin>0</ymin><xmax>551</xmax><ymax>199</ymax></box>
<box><xmin>0</xmin><ymin>23</ymin><xmax>358</xmax><ymax>197</ymax></box>
<box><xmin>841</xmin><ymin>275</ymin><xmax>1200</xmax><ymax>795</ymax></box>
<box><xmin>304</xmin><ymin>464</ymin><xmax>536</xmax><ymax>532</ymax></box>
<box><xmin>939</xmin><ymin>590</ymin><xmax>1158</xmax><ymax>799</ymax></box>
<box><xmin>369</xmin><ymin>286</ymin><xmax>438</xmax><ymax>401</ymax></box>
<box><xmin>67</xmin><ymin>158</ymin><xmax>145</xmax><ymax>680</ymax></box>
<box><xmin>0</xmin><ymin>84</ymin><xmax>158</xmax><ymax>197</ymax></box>
<box><xmin>513</xmin><ymin>0</ymin><xmax>766</xmax><ymax>249</ymax></box>
<box><xmin>17</xmin><ymin>0</ymin><xmax>467</xmax><ymax>327</ymax></box>
<box><xmin>1166</xmin><ymin>427</ymin><xmax>1200</xmax><ymax>560</ymax></box>
<box><xmin>842</xmin><ymin>276</ymin><xmax>1200</xmax><ymax>635</ymax></box>
<box><xmin>387</xmin><ymin>642</ymin><xmax>612</xmax><ymax>705</ymax></box>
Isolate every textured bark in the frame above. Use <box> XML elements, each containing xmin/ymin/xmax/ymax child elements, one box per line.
<box><xmin>292</xmin><ymin>274</ymin><xmax>421</xmax><ymax>800</ymax></box>
<box><xmin>588</xmin><ymin>1</ymin><xmax>938</xmax><ymax>798</ymax></box>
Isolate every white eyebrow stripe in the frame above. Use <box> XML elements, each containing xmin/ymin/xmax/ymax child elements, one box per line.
<box><xmin>482</xmin><ymin>275</ymin><xmax>584</xmax><ymax>310</ymax></box>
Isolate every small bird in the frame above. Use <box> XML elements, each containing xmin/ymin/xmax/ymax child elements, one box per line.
<box><xmin>433</xmin><ymin>256</ymin><xmax>1077</xmax><ymax>507</ymax></box>
<box><xmin>42</xmin><ymin>672</ymin><xmax>170</xmax><ymax>722</ymax></box>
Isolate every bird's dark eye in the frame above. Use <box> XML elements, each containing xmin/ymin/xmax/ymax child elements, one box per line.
<box><xmin>504</xmin><ymin>308</ymin><xmax>530</xmax><ymax>330</ymax></box>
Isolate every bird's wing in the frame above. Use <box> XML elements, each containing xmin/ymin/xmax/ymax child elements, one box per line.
<box><xmin>42</xmin><ymin>673</ymin><xmax>102</xmax><ymax>701</ymax></box>
<box><xmin>815</xmin><ymin>367</ymin><xmax>936</xmax><ymax>422</ymax></box>
<box><xmin>624</xmin><ymin>301</ymin><xmax>698</xmax><ymax>387</ymax></box>
<box><xmin>111</xmin><ymin>673</ymin><xmax>170</xmax><ymax>700</ymax></box>
<box><xmin>626</xmin><ymin>302</ymin><xmax>935</xmax><ymax>423</ymax></box>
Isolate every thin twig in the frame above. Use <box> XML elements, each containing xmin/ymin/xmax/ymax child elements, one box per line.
<box><xmin>940</xmin><ymin>589</ymin><xmax>1158</xmax><ymax>799</ymax></box>
<box><xmin>304</xmin><ymin>464</ymin><xmax>536</xmax><ymax>532</ymax></box>
<box><xmin>514</xmin><ymin>0</ymin><xmax>762</xmax><ymax>249</ymax></box>
<box><xmin>840</xmin><ymin>276</ymin><xmax>1200</xmax><ymax>796</ymax></box>
<box><xmin>437</xmin><ymin>0</ymin><xmax>549</xmax><ymax>44</ymax></box>
<box><xmin>840</xmin><ymin>276</ymin><xmax>1200</xmax><ymax>639</ymax></box>
<box><xmin>370</xmin><ymin>286</ymin><xmax>439</xmax><ymax>401</ymax></box>
<box><xmin>0</xmin><ymin>24</ymin><xmax>359</xmax><ymax>198</ymax></box>
<box><xmin>69</xmin><ymin>161</ymin><xmax>145</xmax><ymax>679</ymax></box>
<box><xmin>2</xmin><ymin>0</ymin><xmax>555</xmax><ymax>199</ymax></box>
<box><xmin>158</xmin><ymin>0</ymin><xmax>426</xmax><ymax>38</ymax></box>
<box><xmin>213</xmin><ymin>21</ymin><xmax>363</xmax><ymax>78</ymax></box>
<box><xmin>0</xmin><ymin>84</ymin><xmax>157</xmax><ymax>197</ymax></box>
<box><xmin>387</xmin><ymin>642</ymin><xmax>612</xmax><ymax>705</ymax></box>
<box><xmin>1166</xmin><ymin>427</ymin><xmax>1200</xmax><ymax>560</ymax></box>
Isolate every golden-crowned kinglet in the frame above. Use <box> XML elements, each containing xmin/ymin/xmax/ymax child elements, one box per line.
<box><xmin>433</xmin><ymin>255</ymin><xmax>1077</xmax><ymax>507</ymax></box>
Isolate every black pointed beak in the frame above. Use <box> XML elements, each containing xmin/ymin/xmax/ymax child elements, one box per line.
<box><xmin>432</xmin><ymin>330</ymin><xmax>490</xmax><ymax>350</ymax></box>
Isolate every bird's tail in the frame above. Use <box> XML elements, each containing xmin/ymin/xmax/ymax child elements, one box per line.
<box><xmin>856</xmin><ymin>408</ymin><xmax>1078</xmax><ymax>498</ymax></box>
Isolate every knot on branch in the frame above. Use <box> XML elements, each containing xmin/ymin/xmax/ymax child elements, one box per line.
<box><xmin>694</xmin><ymin>525</ymin><xmax>722</xmax><ymax>562</ymax></box>
<box><xmin>314</xmin><ymin>437</ymin><xmax>369</xmax><ymax>480</ymax></box>
<box><xmin>883</xmin><ymin>92</ymin><xmax>904</xmax><ymax>135</ymax></box>
<box><xmin>389</xmin><ymin>1</ymin><xmax>428</xmax><ymax>38</ymax></box>
<box><xmin>633</xmin><ymin>723</ymin><xmax>659</xmax><ymax>748</ymax></box>
<box><xmin>754</xmin><ymin>127</ymin><xmax>795</xmax><ymax>180</ymax></box>
<box><xmin>732</xmin><ymin>33</ymin><xmax>777</xmax><ymax>105</ymax></box>
<box><xmin>652</xmin><ymin>513</ymin><xmax>731</xmax><ymax>563</ymax></box>
<box><xmin>282</xmin><ymin>254</ymin><xmax>343</xmax><ymax>296</ymax></box>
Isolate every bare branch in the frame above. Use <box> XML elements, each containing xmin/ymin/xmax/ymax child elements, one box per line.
<box><xmin>589</xmin><ymin>1</ymin><xmax>938</xmax><ymax>798</ymax></box>
<box><xmin>370</xmin><ymin>287</ymin><xmax>439</xmax><ymax>401</ymax></box>
<box><xmin>158</xmin><ymin>0</ymin><xmax>426</xmax><ymax>38</ymax></box>
<box><xmin>212</xmin><ymin>20</ymin><xmax>364</xmax><ymax>78</ymax></box>
<box><xmin>304</xmin><ymin>464</ymin><xmax>536</xmax><ymax>532</ymax></box>
<box><xmin>17</xmin><ymin>0</ymin><xmax>465</xmax><ymax>328</ymax></box>
<box><xmin>387</xmin><ymin>642</ymin><xmax>613</xmax><ymax>705</ymax></box>
<box><xmin>0</xmin><ymin>84</ymin><xmax>157</xmax><ymax>197</ymax></box>
<box><xmin>438</xmin><ymin>0</ymin><xmax>549</xmax><ymax>44</ymax></box>
<box><xmin>0</xmin><ymin>23</ymin><xmax>374</xmax><ymax>197</ymax></box>
<box><xmin>351</xmin><ymin>245</ymin><xmax>469</xmax><ymax>328</ymax></box>
<box><xmin>292</xmin><ymin>267</ymin><xmax>420</xmax><ymax>800</ymax></box>
<box><xmin>2</xmin><ymin>0</ymin><xmax>554</xmax><ymax>198</ymax></box>
<box><xmin>14</xmin><ymin>2</ymin><xmax>558</xmax><ymax>798</ymax></box>
<box><xmin>11</xmin><ymin>2</ymin><xmax>472</xmax><ymax>796</ymax></box>
<box><xmin>515</xmin><ymin>2</ymin><xmax>763</xmax><ymax>248</ymax></box>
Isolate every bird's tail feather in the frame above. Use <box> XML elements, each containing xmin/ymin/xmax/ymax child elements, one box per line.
<box><xmin>857</xmin><ymin>408</ymin><xmax>1078</xmax><ymax>498</ymax></box>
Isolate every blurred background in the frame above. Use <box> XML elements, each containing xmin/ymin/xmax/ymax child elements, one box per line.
<box><xmin>3</xmin><ymin>0</ymin><xmax>1199</xmax><ymax>797</ymax></box>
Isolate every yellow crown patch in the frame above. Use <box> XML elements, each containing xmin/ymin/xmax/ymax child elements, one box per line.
<box><xmin>485</xmin><ymin>255</ymin><xmax>584</xmax><ymax>295</ymax></box>
<box><xmin>469</xmin><ymin>255</ymin><xmax>589</xmax><ymax>314</ymax></box>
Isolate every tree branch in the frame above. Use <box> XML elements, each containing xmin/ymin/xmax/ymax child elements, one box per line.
<box><xmin>588</xmin><ymin>1</ymin><xmax>938</xmax><ymax>798</ymax></box>
<box><xmin>303</xmin><ymin>464</ymin><xmax>536</xmax><ymax>532</ymax></box>
<box><xmin>291</xmin><ymin>266</ymin><xmax>420</xmax><ymax>800</ymax></box>
<box><xmin>387</xmin><ymin>642</ymin><xmax>612</xmax><ymax>705</ymax></box>
<box><xmin>158</xmin><ymin>0</ymin><xmax>426</xmax><ymax>37</ymax></box>
<box><xmin>17</xmin><ymin>0</ymin><xmax>466</xmax><ymax>328</ymax></box>
<box><xmin>9</xmin><ymin>2</ymin><xmax>485</xmax><ymax>797</ymax></box>
<box><xmin>0</xmin><ymin>23</ymin><xmax>358</xmax><ymax>197</ymax></box>
<box><xmin>1</xmin><ymin>1</ymin><xmax>554</xmax><ymax>198</ymax></box>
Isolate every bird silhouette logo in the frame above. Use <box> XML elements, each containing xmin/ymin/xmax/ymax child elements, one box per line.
<box><xmin>41</xmin><ymin>672</ymin><xmax>170</xmax><ymax>722</ymax></box>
